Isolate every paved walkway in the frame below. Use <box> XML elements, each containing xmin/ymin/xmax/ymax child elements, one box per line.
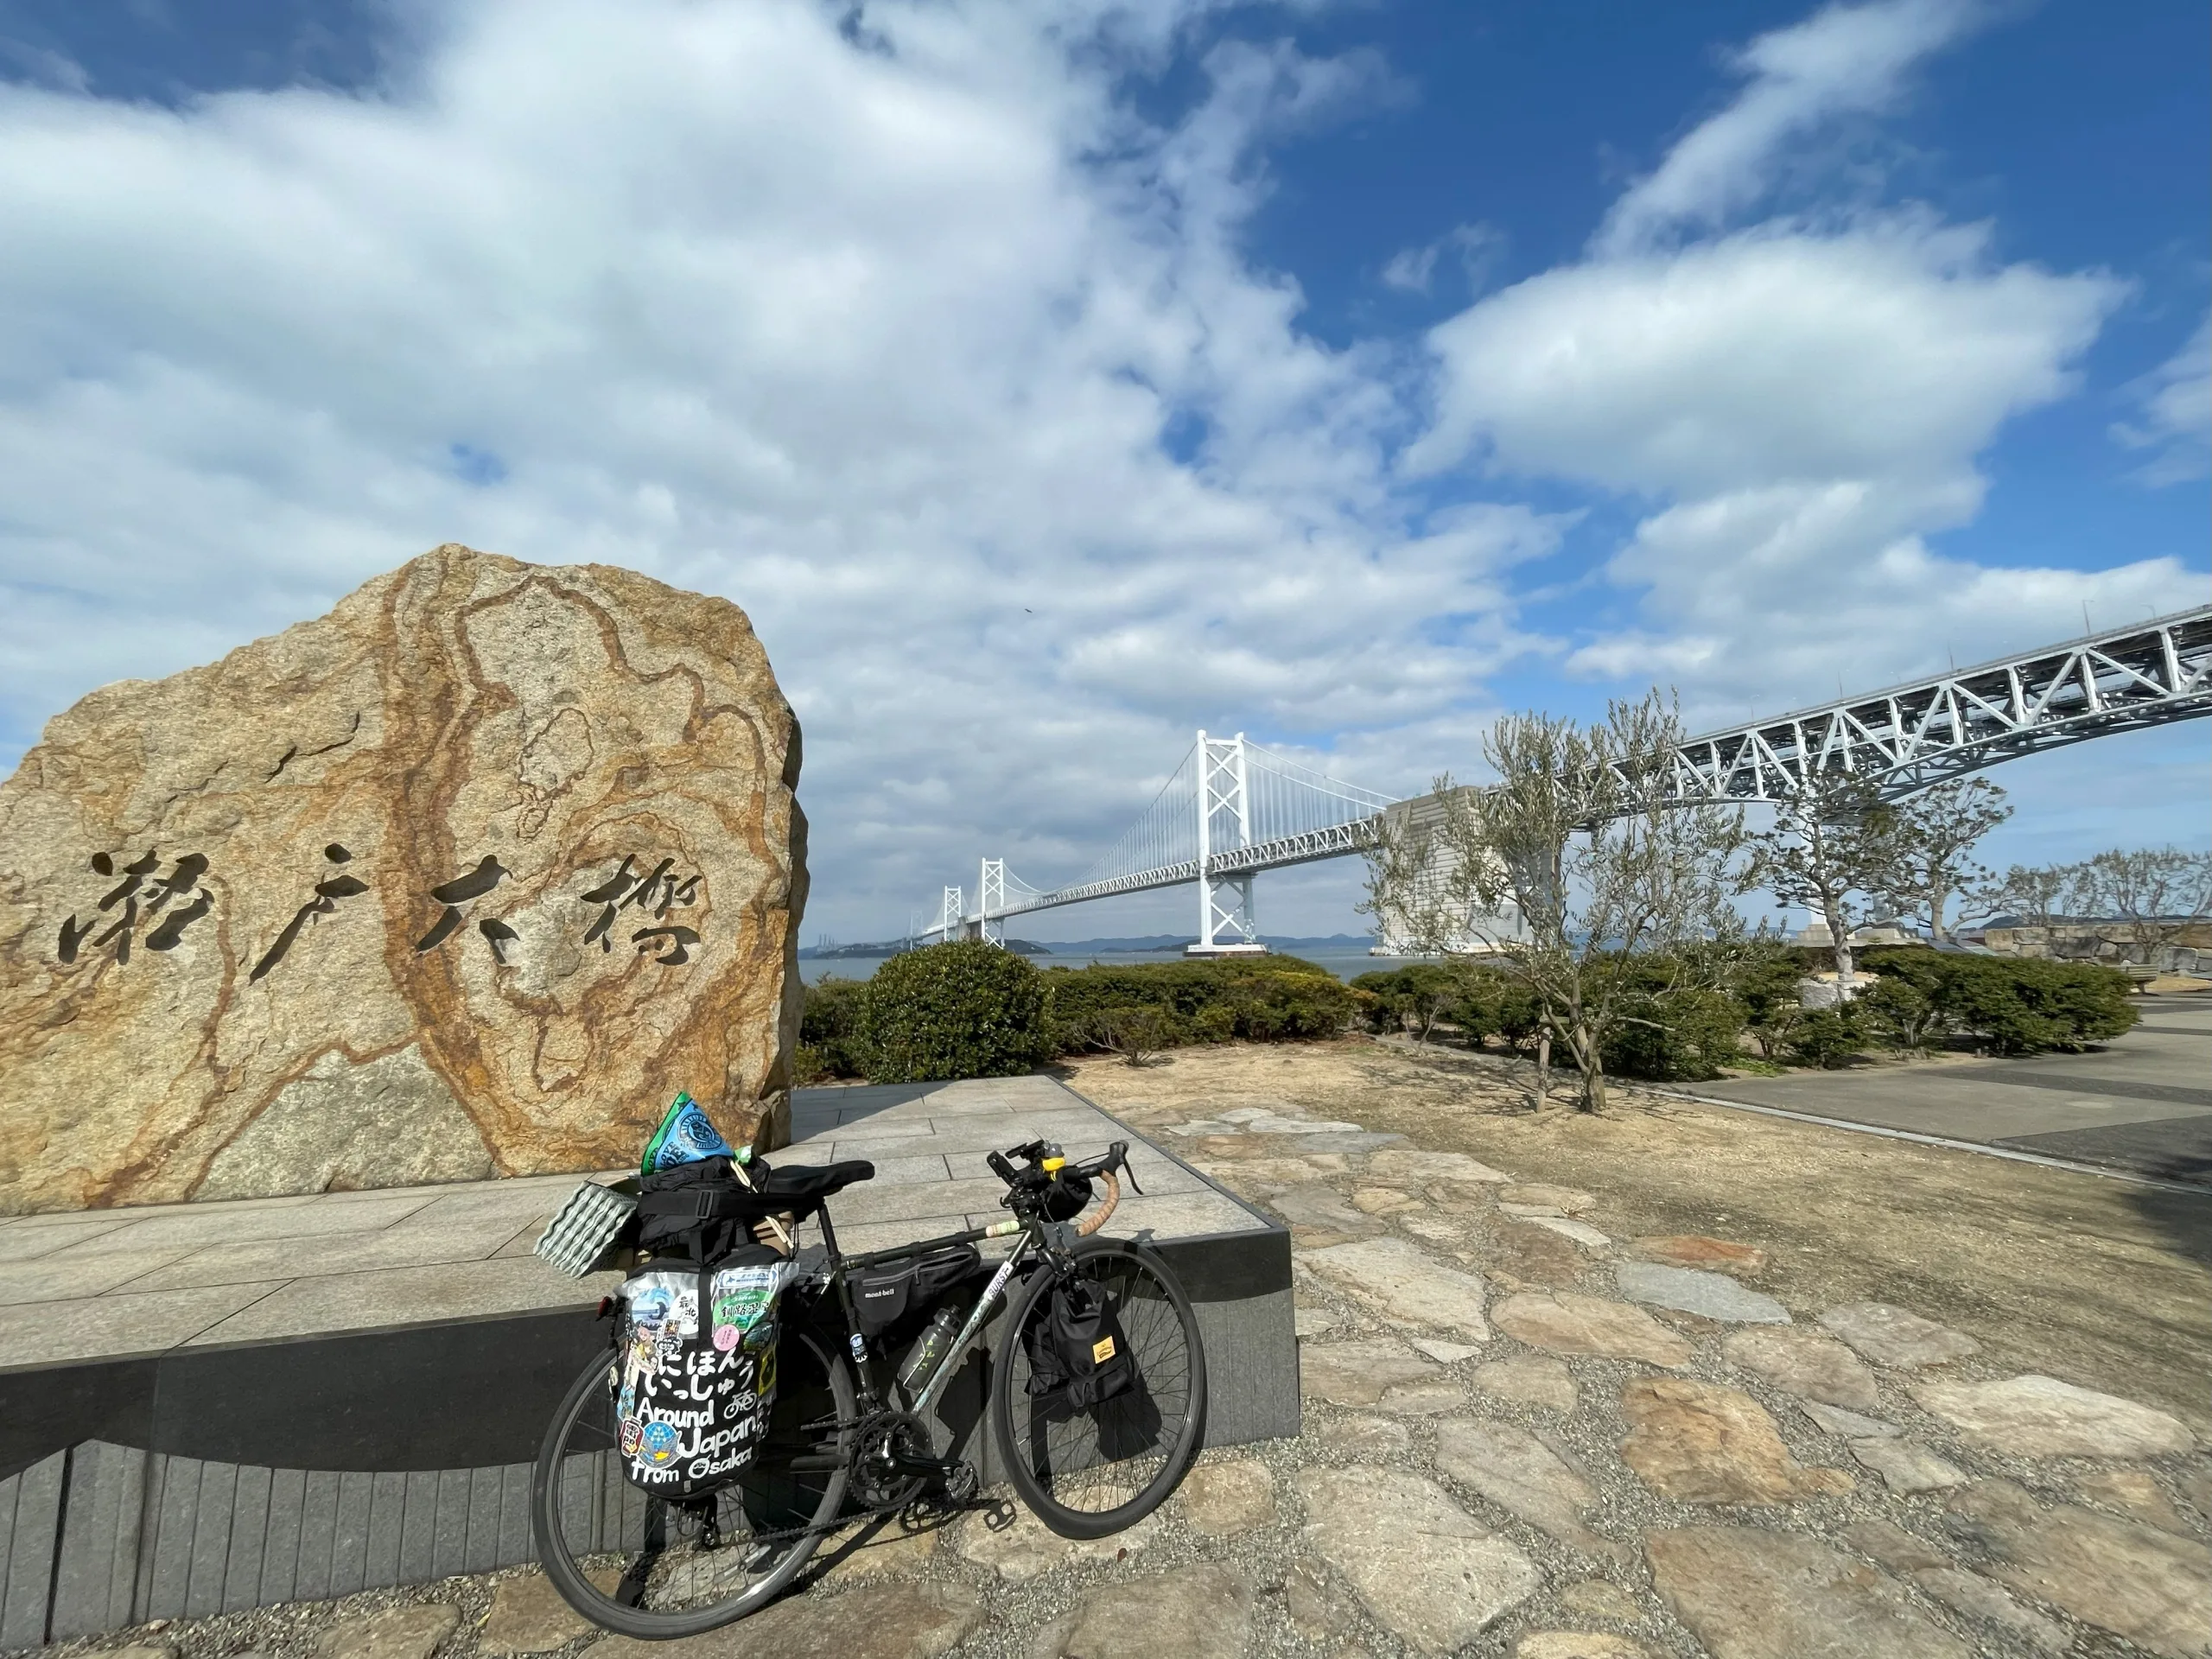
<box><xmin>0</xmin><ymin>1076</ymin><xmax>1257</xmax><ymax>1372</ymax></box>
<box><xmin>1692</xmin><ymin>994</ymin><xmax>2212</xmax><ymax>1184</ymax></box>
<box><xmin>35</xmin><ymin>1081</ymin><xmax>2208</xmax><ymax>1659</ymax></box>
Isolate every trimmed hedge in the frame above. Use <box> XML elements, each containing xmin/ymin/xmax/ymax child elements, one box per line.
<box><xmin>795</xmin><ymin>975</ymin><xmax>869</xmax><ymax>1083</ymax></box>
<box><xmin>856</xmin><ymin>941</ymin><xmax>1052</xmax><ymax>1084</ymax></box>
<box><xmin>1043</xmin><ymin>956</ymin><xmax>1358</xmax><ymax>1054</ymax></box>
<box><xmin>794</xmin><ymin>939</ymin><xmax>2140</xmax><ymax>1086</ymax></box>
<box><xmin>1350</xmin><ymin>964</ymin><xmax>1460</xmax><ymax>1042</ymax></box>
<box><xmin>798</xmin><ymin>948</ymin><xmax>1361</xmax><ymax>1082</ymax></box>
<box><xmin>1859</xmin><ymin>948</ymin><xmax>2137</xmax><ymax>1055</ymax></box>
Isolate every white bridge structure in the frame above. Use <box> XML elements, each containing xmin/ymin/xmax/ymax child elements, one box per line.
<box><xmin>918</xmin><ymin>604</ymin><xmax>2212</xmax><ymax>951</ymax></box>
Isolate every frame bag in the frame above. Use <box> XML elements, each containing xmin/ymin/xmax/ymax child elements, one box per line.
<box><xmin>612</xmin><ymin>1246</ymin><xmax>788</xmax><ymax>1497</ymax></box>
<box><xmin>850</xmin><ymin>1243</ymin><xmax>984</xmax><ymax>1341</ymax></box>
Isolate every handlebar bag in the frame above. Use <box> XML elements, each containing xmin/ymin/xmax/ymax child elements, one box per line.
<box><xmin>612</xmin><ymin>1245</ymin><xmax>791</xmax><ymax>1497</ymax></box>
<box><xmin>1039</xmin><ymin>1169</ymin><xmax>1093</xmax><ymax>1223</ymax></box>
<box><xmin>1023</xmin><ymin>1278</ymin><xmax>1134</xmax><ymax>1413</ymax></box>
<box><xmin>852</xmin><ymin>1243</ymin><xmax>984</xmax><ymax>1339</ymax></box>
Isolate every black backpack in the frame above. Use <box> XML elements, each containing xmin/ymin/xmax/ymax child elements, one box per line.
<box><xmin>1023</xmin><ymin>1278</ymin><xmax>1135</xmax><ymax>1412</ymax></box>
<box><xmin>635</xmin><ymin>1155</ymin><xmax>759</xmax><ymax>1263</ymax></box>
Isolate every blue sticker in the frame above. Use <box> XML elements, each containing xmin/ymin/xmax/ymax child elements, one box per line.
<box><xmin>631</xmin><ymin>1287</ymin><xmax>673</xmax><ymax>1329</ymax></box>
<box><xmin>641</xmin><ymin>1421</ymin><xmax>679</xmax><ymax>1465</ymax></box>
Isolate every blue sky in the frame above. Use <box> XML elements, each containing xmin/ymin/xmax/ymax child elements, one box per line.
<box><xmin>0</xmin><ymin>0</ymin><xmax>2204</xmax><ymax>943</ymax></box>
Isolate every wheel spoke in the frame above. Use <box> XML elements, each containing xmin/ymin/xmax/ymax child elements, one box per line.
<box><xmin>532</xmin><ymin>1328</ymin><xmax>850</xmax><ymax>1637</ymax></box>
<box><xmin>1000</xmin><ymin>1246</ymin><xmax>1205</xmax><ymax>1524</ymax></box>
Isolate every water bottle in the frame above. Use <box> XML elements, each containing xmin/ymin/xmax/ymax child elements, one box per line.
<box><xmin>898</xmin><ymin>1304</ymin><xmax>965</xmax><ymax>1395</ymax></box>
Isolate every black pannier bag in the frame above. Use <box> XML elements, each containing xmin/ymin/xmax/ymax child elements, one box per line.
<box><xmin>612</xmin><ymin>1243</ymin><xmax>790</xmax><ymax>1497</ymax></box>
<box><xmin>851</xmin><ymin>1243</ymin><xmax>984</xmax><ymax>1340</ymax></box>
<box><xmin>1024</xmin><ymin>1278</ymin><xmax>1135</xmax><ymax>1412</ymax></box>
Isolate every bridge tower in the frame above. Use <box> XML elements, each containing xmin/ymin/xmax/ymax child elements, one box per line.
<box><xmin>938</xmin><ymin>885</ymin><xmax>963</xmax><ymax>944</ymax></box>
<box><xmin>1191</xmin><ymin>730</ymin><xmax>1264</xmax><ymax>955</ymax></box>
<box><xmin>978</xmin><ymin>859</ymin><xmax>1006</xmax><ymax>946</ymax></box>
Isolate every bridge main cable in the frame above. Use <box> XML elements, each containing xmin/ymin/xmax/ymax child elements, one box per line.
<box><xmin>926</xmin><ymin>603</ymin><xmax>2211</xmax><ymax>939</ymax></box>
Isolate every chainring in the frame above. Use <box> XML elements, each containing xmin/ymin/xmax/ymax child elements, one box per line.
<box><xmin>848</xmin><ymin>1410</ymin><xmax>938</xmax><ymax>1510</ymax></box>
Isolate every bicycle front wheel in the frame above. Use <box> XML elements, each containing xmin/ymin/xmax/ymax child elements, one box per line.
<box><xmin>531</xmin><ymin>1325</ymin><xmax>852</xmax><ymax>1639</ymax></box>
<box><xmin>991</xmin><ymin>1238</ymin><xmax>1207</xmax><ymax>1540</ymax></box>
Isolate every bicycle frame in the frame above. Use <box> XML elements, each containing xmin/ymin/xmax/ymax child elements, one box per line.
<box><xmin>810</xmin><ymin>1205</ymin><xmax>1064</xmax><ymax>1420</ymax></box>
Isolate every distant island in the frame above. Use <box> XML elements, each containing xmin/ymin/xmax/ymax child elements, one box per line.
<box><xmin>798</xmin><ymin>931</ymin><xmax>1377</xmax><ymax>960</ymax></box>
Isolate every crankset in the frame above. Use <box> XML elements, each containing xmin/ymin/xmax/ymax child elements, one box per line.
<box><xmin>849</xmin><ymin>1408</ymin><xmax>973</xmax><ymax>1510</ymax></box>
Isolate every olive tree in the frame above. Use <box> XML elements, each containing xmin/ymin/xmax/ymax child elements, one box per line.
<box><xmin>1747</xmin><ymin>769</ymin><xmax>1900</xmax><ymax>986</ymax></box>
<box><xmin>2067</xmin><ymin>847</ymin><xmax>2212</xmax><ymax>963</ymax></box>
<box><xmin>1882</xmin><ymin>777</ymin><xmax>2012</xmax><ymax>943</ymax></box>
<box><xmin>1362</xmin><ymin>691</ymin><xmax>1747</xmax><ymax>1114</ymax></box>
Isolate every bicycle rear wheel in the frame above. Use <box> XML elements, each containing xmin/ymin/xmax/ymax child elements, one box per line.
<box><xmin>991</xmin><ymin>1238</ymin><xmax>1207</xmax><ymax>1540</ymax></box>
<box><xmin>531</xmin><ymin>1325</ymin><xmax>851</xmax><ymax>1639</ymax></box>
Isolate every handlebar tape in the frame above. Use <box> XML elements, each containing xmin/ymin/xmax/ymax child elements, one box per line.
<box><xmin>1074</xmin><ymin>1169</ymin><xmax>1121</xmax><ymax>1237</ymax></box>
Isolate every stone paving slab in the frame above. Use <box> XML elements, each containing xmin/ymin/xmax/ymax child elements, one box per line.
<box><xmin>0</xmin><ymin>1281</ymin><xmax>289</xmax><ymax>1367</ymax></box>
<box><xmin>0</xmin><ymin>1073</ymin><xmax>1262</xmax><ymax>1367</ymax></box>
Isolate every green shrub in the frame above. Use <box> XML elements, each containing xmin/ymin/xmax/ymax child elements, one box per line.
<box><xmin>1726</xmin><ymin>940</ymin><xmax>1815</xmax><ymax>1061</ymax></box>
<box><xmin>1042</xmin><ymin>955</ymin><xmax>1357</xmax><ymax>1056</ymax></box>
<box><xmin>798</xmin><ymin>976</ymin><xmax>871</xmax><ymax>1078</ymax></box>
<box><xmin>1862</xmin><ymin>949</ymin><xmax>2136</xmax><ymax>1055</ymax></box>
<box><xmin>1783</xmin><ymin>1006</ymin><xmax>1864</xmax><ymax>1069</ymax></box>
<box><xmin>1351</xmin><ymin>964</ymin><xmax>1460</xmax><ymax>1041</ymax></box>
<box><xmin>1601</xmin><ymin>986</ymin><xmax>1745</xmax><ymax>1081</ymax></box>
<box><xmin>1857</xmin><ymin>973</ymin><xmax>1944</xmax><ymax>1052</ymax></box>
<box><xmin>1452</xmin><ymin>968</ymin><xmax>1544</xmax><ymax>1052</ymax></box>
<box><xmin>858</xmin><ymin>941</ymin><xmax>1051</xmax><ymax>1083</ymax></box>
<box><xmin>1083</xmin><ymin>1003</ymin><xmax>1176</xmax><ymax>1065</ymax></box>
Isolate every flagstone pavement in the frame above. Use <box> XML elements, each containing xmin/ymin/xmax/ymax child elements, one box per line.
<box><xmin>22</xmin><ymin>1085</ymin><xmax>2210</xmax><ymax>1659</ymax></box>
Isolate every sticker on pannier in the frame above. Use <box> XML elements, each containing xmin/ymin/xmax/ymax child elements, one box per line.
<box><xmin>612</xmin><ymin>1258</ymin><xmax>789</xmax><ymax>1495</ymax></box>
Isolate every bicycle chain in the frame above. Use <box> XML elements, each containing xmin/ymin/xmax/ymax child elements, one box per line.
<box><xmin>664</xmin><ymin>1408</ymin><xmax>976</xmax><ymax>1556</ymax></box>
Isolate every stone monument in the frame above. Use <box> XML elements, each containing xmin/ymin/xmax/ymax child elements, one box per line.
<box><xmin>0</xmin><ymin>546</ymin><xmax>806</xmax><ymax>1213</ymax></box>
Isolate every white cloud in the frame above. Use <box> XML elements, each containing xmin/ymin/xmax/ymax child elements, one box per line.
<box><xmin>1380</xmin><ymin>223</ymin><xmax>1503</xmax><ymax>296</ymax></box>
<box><xmin>1596</xmin><ymin>0</ymin><xmax>1986</xmax><ymax>256</ymax></box>
<box><xmin>0</xmin><ymin>0</ymin><xmax>1529</xmax><ymax>939</ymax></box>
<box><xmin>2112</xmin><ymin>314</ymin><xmax>2212</xmax><ymax>486</ymax></box>
<box><xmin>0</xmin><ymin>0</ymin><xmax>2195</xmax><ymax>944</ymax></box>
<box><xmin>1409</xmin><ymin>3</ymin><xmax>2199</xmax><ymax>733</ymax></box>
<box><xmin>1415</xmin><ymin>219</ymin><xmax>2116</xmax><ymax>497</ymax></box>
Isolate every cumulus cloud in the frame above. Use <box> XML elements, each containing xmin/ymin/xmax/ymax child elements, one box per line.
<box><xmin>1596</xmin><ymin>0</ymin><xmax>1987</xmax><ymax>256</ymax></box>
<box><xmin>1408</xmin><ymin>5</ymin><xmax>2197</xmax><ymax>729</ymax></box>
<box><xmin>0</xmin><ymin>0</ymin><xmax>2193</xmax><ymax>940</ymax></box>
<box><xmin>2112</xmin><ymin>314</ymin><xmax>2212</xmax><ymax>486</ymax></box>
<box><xmin>1415</xmin><ymin>219</ymin><xmax>2115</xmax><ymax>496</ymax></box>
<box><xmin>0</xmin><ymin>0</ymin><xmax>1537</xmax><ymax>938</ymax></box>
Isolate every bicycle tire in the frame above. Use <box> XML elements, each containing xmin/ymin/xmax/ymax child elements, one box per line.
<box><xmin>531</xmin><ymin>1325</ymin><xmax>853</xmax><ymax>1639</ymax></box>
<box><xmin>991</xmin><ymin>1237</ymin><xmax>1207</xmax><ymax>1540</ymax></box>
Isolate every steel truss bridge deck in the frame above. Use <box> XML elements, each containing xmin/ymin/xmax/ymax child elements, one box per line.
<box><xmin>928</xmin><ymin>604</ymin><xmax>2212</xmax><ymax>938</ymax></box>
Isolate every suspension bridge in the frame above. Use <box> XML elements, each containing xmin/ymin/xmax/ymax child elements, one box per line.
<box><xmin>916</xmin><ymin>604</ymin><xmax>2212</xmax><ymax>953</ymax></box>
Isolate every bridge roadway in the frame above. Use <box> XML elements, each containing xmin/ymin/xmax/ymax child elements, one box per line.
<box><xmin>967</xmin><ymin>602</ymin><xmax>2212</xmax><ymax>930</ymax></box>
